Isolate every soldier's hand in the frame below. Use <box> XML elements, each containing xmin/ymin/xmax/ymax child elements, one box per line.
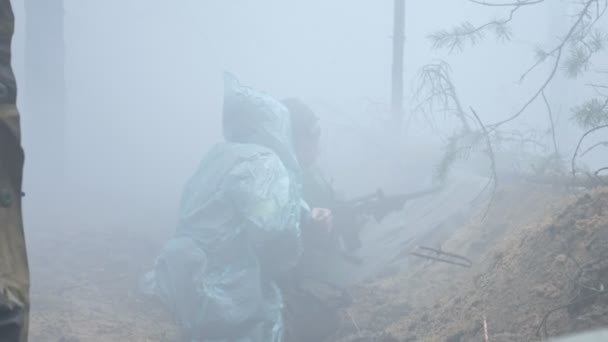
<box><xmin>310</xmin><ymin>208</ymin><xmax>333</xmax><ymax>233</ymax></box>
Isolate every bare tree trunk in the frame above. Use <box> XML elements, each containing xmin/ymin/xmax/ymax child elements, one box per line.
<box><xmin>24</xmin><ymin>0</ymin><xmax>66</xmax><ymax>178</ymax></box>
<box><xmin>391</xmin><ymin>0</ymin><xmax>405</xmax><ymax>126</ymax></box>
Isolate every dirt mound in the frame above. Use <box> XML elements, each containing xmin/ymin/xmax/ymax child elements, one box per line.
<box><xmin>333</xmin><ymin>183</ymin><xmax>608</xmax><ymax>342</ymax></box>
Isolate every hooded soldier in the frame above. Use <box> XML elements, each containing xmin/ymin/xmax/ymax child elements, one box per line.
<box><xmin>143</xmin><ymin>74</ymin><xmax>330</xmax><ymax>342</ymax></box>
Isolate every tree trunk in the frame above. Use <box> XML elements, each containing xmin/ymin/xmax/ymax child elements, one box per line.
<box><xmin>391</xmin><ymin>0</ymin><xmax>405</xmax><ymax>126</ymax></box>
<box><xmin>24</xmin><ymin>0</ymin><xmax>66</xmax><ymax>178</ymax></box>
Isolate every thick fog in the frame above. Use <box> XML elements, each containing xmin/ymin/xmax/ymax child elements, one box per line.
<box><xmin>10</xmin><ymin>2</ymin><xmax>608</xmax><ymax>337</ymax></box>
<box><xmin>15</xmin><ymin>1</ymin><xmax>604</xmax><ymax>190</ymax></box>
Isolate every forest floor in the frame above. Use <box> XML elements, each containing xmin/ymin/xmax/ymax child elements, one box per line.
<box><xmin>26</xmin><ymin>193</ymin><xmax>179</xmax><ymax>342</ymax></box>
<box><xmin>25</xmin><ymin>180</ymin><xmax>608</xmax><ymax>341</ymax></box>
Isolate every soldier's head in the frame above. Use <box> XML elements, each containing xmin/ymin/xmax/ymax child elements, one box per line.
<box><xmin>282</xmin><ymin>98</ymin><xmax>321</xmax><ymax>167</ymax></box>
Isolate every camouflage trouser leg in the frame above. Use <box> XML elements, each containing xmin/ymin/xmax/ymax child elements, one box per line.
<box><xmin>0</xmin><ymin>0</ymin><xmax>30</xmax><ymax>341</ymax></box>
<box><xmin>0</xmin><ymin>115</ymin><xmax>28</xmax><ymax>342</ymax></box>
<box><xmin>0</xmin><ymin>295</ymin><xmax>27</xmax><ymax>342</ymax></box>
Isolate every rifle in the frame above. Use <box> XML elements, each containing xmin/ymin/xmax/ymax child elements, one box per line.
<box><xmin>330</xmin><ymin>186</ymin><xmax>443</xmax><ymax>253</ymax></box>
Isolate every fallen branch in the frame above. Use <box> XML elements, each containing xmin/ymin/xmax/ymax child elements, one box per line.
<box><xmin>411</xmin><ymin>246</ymin><xmax>473</xmax><ymax>268</ymax></box>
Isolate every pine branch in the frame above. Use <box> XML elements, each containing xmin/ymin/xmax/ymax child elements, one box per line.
<box><xmin>490</xmin><ymin>0</ymin><xmax>603</xmax><ymax>128</ymax></box>
<box><xmin>429</xmin><ymin>10</ymin><xmax>518</xmax><ymax>52</ymax></box>
<box><xmin>572</xmin><ymin>97</ymin><xmax>608</xmax><ymax>129</ymax></box>
<box><xmin>430</xmin><ymin>0</ymin><xmax>548</xmax><ymax>52</ymax></box>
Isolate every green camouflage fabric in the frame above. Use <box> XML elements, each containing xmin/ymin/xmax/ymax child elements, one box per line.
<box><xmin>0</xmin><ymin>1</ymin><xmax>30</xmax><ymax>341</ymax></box>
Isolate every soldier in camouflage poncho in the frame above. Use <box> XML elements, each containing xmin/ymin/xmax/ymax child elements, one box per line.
<box><xmin>0</xmin><ymin>1</ymin><xmax>30</xmax><ymax>341</ymax></box>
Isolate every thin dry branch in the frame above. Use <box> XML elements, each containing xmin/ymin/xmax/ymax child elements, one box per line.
<box><xmin>571</xmin><ymin>124</ymin><xmax>608</xmax><ymax>177</ymax></box>
<box><xmin>413</xmin><ymin>61</ymin><xmax>472</xmax><ymax>131</ymax></box>
<box><xmin>490</xmin><ymin>0</ymin><xmax>601</xmax><ymax>129</ymax></box>
<box><xmin>471</xmin><ymin>107</ymin><xmax>498</xmax><ymax>220</ymax></box>
<box><xmin>594</xmin><ymin>167</ymin><xmax>608</xmax><ymax>184</ymax></box>
<box><xmin>596</xmin><ymin>167</ymin><xmax>608</xmax><ymax>177</ymax></box>
<box><xmin>542</xmin><ymin>91</ymin><xmax>560</xmax><ymax>158</ymax></box>
<box><xmin>588</xmin><ymin>83</ymin><xmax>608</xmax><ymax>97</ymax></box>
<box><xmin>581</xmin><ymin>141</ymin><xmax>608</xmax><ymax>156</ymax></box>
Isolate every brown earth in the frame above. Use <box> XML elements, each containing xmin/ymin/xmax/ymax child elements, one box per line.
<box><xmin>26</xmin><ymin>194</ymin><xmax>180</xmax><ymax>342</ymax></box>
<box><xmin>333</xmin><ymin>182</ymin><xmax>608</xmax><ymax>342</ymax></box>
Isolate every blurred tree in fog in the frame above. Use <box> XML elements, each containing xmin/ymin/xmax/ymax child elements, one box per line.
<box><xmin>391</xmin><ymin>0</ymin><xmax>406</xmax><ymax>127</ymax></box>
<box><xmin>25</xmin><ymin>0</ymin><xmax>66</xmax><ymax>178</ymax></box>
